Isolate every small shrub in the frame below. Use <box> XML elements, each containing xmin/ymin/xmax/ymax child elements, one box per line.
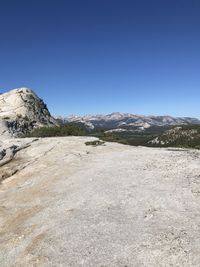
<box><xmin>85</xmin><ymin>140</ymin><xmax>105</xmax><ymax>146</ymax></box>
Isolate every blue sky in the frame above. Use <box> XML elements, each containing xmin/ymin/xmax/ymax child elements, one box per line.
<box><xmin>0</xmin><ymin>0</ymin><xmax>200</xmax><ymax>117</ymax></box>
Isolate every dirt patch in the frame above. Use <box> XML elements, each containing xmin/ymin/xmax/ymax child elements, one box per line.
<box><xmin>25</xmin><ymin>232</ymin><xmax>47</xmax><ymax>254</ymax></box>
<box><xmin>0</xmin><ymin>205</ymin><xmax>43</xmax><ymax>235</ymax></box>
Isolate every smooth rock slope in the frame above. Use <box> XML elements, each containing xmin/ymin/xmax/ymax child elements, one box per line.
<box><xmin>0</xmin><ymin>137</ymin><xmax>200</xmax><ymax>266</ymax></box>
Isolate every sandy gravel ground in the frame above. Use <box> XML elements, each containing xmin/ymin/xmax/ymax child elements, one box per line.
<box><xmin>0</xmin><ymin>137</ymin><xmax>200</xmax><ymax>267</ymax></box>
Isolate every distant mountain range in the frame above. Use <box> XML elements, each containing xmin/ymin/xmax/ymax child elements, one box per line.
<box><xmin>60</xmin><ymin>112</ymin><xmax>200</xmax><ymax>131</ymax></box>
<box><xmin>60</xmin><ymin>113</ymin><xmax>200</xmax><ymax>148</ymax></box>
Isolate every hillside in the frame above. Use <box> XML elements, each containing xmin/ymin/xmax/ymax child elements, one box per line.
<box><xmin>149</xmin><ymin>125</ymin><xmax>200</xmax><ymax>149</ymax></box>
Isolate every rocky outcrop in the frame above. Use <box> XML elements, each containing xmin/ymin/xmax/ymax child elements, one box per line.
<box><xmin>0</xmin><ymin>87</ymin><xmax>58</xmax><ymax>137</ymax></box>
<box><xmin>0</xmin><ymin>138</ymin><xmax>39</xmax><ymax>181</ymax></box>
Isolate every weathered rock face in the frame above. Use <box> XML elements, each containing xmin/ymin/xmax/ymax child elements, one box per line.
<box><xmin>0</xmin><ymin>118</ymin><xmax>11</xmax><ymax>139</ymax></box>
<box><xmin>0</xmin><ymin>87</ymin><xmax>58</xmax><ymax>137</ymax></box>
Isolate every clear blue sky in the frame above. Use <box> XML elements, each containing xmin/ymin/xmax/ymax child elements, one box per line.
<box><xmin>0</xmin><ymin>0</ymin><xmax>199</xmax><ymax>118</ymax></box>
